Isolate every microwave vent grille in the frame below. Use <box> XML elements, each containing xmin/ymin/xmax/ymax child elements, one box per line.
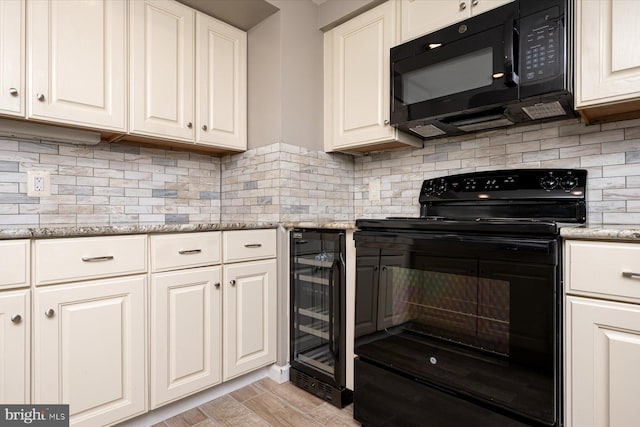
<box><xmin>522</xmin><ymin>101</ymin><xmax>567</xmax><ymax>120</ymax></box>
<box><xmin>409</xmin><ymin>124</ymin><xmax>447</xmax><ymax>138</ymax></box>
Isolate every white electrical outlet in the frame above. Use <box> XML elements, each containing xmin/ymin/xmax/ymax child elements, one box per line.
<box><xmin>369</xmin><ymin>179</ymin><xmax>381</xmax><ymax>201</ymax></box>
<box><xmin>27</xmin><ymin>171</ymin><xmax>51</xmax><ymax>197</ymax></box>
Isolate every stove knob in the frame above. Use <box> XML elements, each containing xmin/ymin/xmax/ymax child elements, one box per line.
<box><xmin>560</xmin><ymin>175</ymin><xmax>578</xmax><ymax>191</ymax></box>
<box><xmin>435</xmin><ymin>180</ymin><xmax>447</xmax><ymax>195</ymax></box>
<box><xmin>540</xmin><ymin>175</ymin><xmax>558</xmax><ymax>191</ymax></box>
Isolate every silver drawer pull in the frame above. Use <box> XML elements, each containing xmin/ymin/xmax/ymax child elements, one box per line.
<box><xmin>244</xmin><ymin>243</ymin><xmax>262</xmax><ymax>248</ymax></box>
<box><xmin>178</xmin><ymin>249</ymin><xmax>202</xmax><ymax>255</ymax></box>
<box><xmin>11</xmin><ymin>314</ymin><xmax>21</xmax><ymax>324</ymax></box>
<box><xmin>81</xmin><ymin>255</ymin><xmax>114</xmax><ymax>262</ymax></box>
<box><xmin>622</xmin><ymin>271</ymin><xmax>640</xmax><ymax>279</ymax></box>
<box><xmin>45</xmin><ymin>308</ymin><xmax>55</xmax><ymax>318</ymax></box>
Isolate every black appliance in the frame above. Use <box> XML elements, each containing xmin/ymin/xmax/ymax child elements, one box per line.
<box><xmin>354</xmin><ymin>169</ymin><xmax>586</xmax><ymax>426</ymax></box>
<box><xmin>391</xmin><ymin>0</ymin><xmax>573</xmax><ymax>139</ymax></box>
<box><xmin>289</xmin><ymin>229</ymin><xmax>353</xmax><ymax>407</ymax></box>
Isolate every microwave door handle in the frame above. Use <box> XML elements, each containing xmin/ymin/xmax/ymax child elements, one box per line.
<box><xmin>503</xmin><ymin>16</ymin><xmax>519</xmax><ymax>87</ymax></box>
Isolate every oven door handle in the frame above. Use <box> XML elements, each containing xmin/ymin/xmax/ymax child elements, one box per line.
<box><xmin>328</xmin><ymin>258</ymin><xmax>340</xmax><ymax>359</ymax></box>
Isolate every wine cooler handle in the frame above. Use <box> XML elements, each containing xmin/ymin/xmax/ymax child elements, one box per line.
<box><xmin>328</xmin><ymin>258</ymin><xmax>339</xmax><ymax>358</ymax></box>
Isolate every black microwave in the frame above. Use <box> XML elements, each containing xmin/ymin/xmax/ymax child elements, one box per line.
<box><xmin>390</xmin><ymin>0</ymin><xmax>573</xmax><ymax>139</ymax></box>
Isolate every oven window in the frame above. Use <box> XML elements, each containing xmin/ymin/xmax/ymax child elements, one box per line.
<box><xmin>380</xmin><ymin>255</ymin><xmax>509</xmax><ymax>356</ymax></box>
<box><xmin>401</xmin><ymin>47</ymin><xmax>494</xmax><ymax>104</ymax></box>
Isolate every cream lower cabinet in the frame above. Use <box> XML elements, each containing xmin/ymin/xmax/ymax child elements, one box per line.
<box><xmin>222</xmin><ymin>229</ymin><xmax>277</xmax><ymax>381</ymax></box>
<box><xmin>33</xmin><ymin>234</ymin><xmax>147</xmax><ymax>427</ymax></box>
<box><xmin>0</xmin><ymin>289</ymin><xmax>30</xmax><ymax>404</ymax></box>
<box><xmin>150</xmin><ymin>267</ymin><xmax>222</xmax><ymax>408</ymax></box>
<box><xmin>34</xmin><ymin>276</ymin><xmax>146</xmax><ymax>427</ymax></box>
<box><xmin>566</xmin><ymin>296</ymin><xmax>640</xmax><ymax>427</ymax></box>
<box><xmin>565</xmin><ymin>239</ymin><xmax>640</xmax><ymax>427</ymax></box>
<box><xmin>149</xmin><ymin>231</ymin><xmax>223</xmax><ymax>409</ymax></box>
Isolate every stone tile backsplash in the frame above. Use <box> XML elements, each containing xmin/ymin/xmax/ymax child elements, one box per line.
<box><xmin>354</xmin><ymin>117</ymin><xmax>640</xmax><ymax>225</ymax></box>
<box><xmin>1</xmin><ymin>117</ymin><xmax>640</xmax><ymax>227</ymax></box>
<box><xmin>0</xmin><ymin>140</ymin><xmax>221</xmax><ymax>227</ymax></box>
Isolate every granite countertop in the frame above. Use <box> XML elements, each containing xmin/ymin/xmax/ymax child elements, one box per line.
<box><xmin>561</xmin><ymin>224</ymin><xmax>640</xmax><ymax>241</ymax></box>
<box><xmin>0</xmin><ymin>222</ymin><xmax>280</xmax><ymax>240</ymax></box>
<box><xmin>0</xmin><ymin>221</ymin><xmax>357</xmax><ymax>239</ymax></box>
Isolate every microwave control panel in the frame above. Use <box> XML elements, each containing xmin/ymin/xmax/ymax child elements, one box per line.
<box><xmin>520</xmin><ymin>6</ymin><xmax>562</xmax><ymax>84</ymax></box>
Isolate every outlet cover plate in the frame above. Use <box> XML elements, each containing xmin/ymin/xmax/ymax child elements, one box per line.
<box><xmin>369</xmin><ymin>179</ymin><xmax>381</xmax><ymax>201</ymax></box>
<box><xmin>27</xmin><ymin>171</ymin><xmax>51</xmax><ymax>197</ymax></box>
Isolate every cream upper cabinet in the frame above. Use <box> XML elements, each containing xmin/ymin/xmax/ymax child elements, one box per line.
<box><xmin>0</xmin><ymin>0</ymin><xmax>24</xmax><ymax>117</ymax></box>
<box><xmin>324</xmin><ymin>0</ymin><xmax>421</xmax><ymax>153</ymax></box>
<box><xmin>28</xmin><ymin>0</ymin><xmax>127</xmax><ymax>131</ymax></box>
<box><xmin>34</xmin><ymin>276</ymin><xmax>146</xmax><ymax>427</ymax></box>
<box><xmin>575</xmin><ymin>0</ymin><xmax>640</xmax><ymax>123</ymax></box>
<box><xmin>399</xmin><ymin>0</ymin><xmax>514</xmax><ymax>42</ymax></box>
<box><xmin>564</xmin><ymin>239</ymin><xmax>640</xmax><ymax>427</ymax></box>
<box><xmin>0</xmin><ymin>289</ymin><xmax>30</xmax><ymax>404</ymax></box>
<box><xmin>196</xmin><ymin>13</ymin><xmax>247</xmax><ymax>151</ymax></box>
<box><xmin>130</xmin><ymin>0</ymin><xmax>195</xmax><ymax>142</ymax></box>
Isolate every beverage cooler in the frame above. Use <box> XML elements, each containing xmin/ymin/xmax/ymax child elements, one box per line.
<box><xmin>289</xmin><ymin>229</ymin><xmax>352</xmax><ymax>408</ymax></box>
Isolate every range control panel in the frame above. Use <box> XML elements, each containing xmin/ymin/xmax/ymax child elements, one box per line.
<box><xmin>420</xmin><ymin>169</ymin><xmax>587</xmax><ymax>201</ymax></box>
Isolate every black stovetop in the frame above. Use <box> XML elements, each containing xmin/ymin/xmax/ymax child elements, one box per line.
<box><xmin>357</xmin><ymin>169</ymin><xmax>587</xmax><ymax>235</ymax></box>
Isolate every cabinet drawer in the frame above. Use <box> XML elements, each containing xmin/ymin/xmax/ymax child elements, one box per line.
<box><xmin>35</xmin><ymin>235</ymin><xmax>147</xmax><ymax>286</ymax></box>
<box><xmin>0</xmin><ymin>240</ymin><xmax>29</xmax><ymax>290</ymax></box>
<box><xmin>566</xmin><ymin>240</ymin><xmax>640</xmax><ymax>302</ymax></box>
<box><xmin>150</xmin><ymin>232</ymin><xmax>221</xmax><ymax>272</ymax></box>
<box><xmin>223</xmin><ymin>229</ymin><xmax>276</xmax><ymax>263</ymax></box>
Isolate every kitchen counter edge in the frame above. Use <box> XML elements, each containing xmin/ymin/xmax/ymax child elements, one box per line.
<box><xmin>0</xmin><ymin>222</ymin><xmax>280</xmax><ymax>240</ymax></box>
<box><xmin>561</xmin><ymin>224</ymin><xmax>640</xmax><ymax>242</ymax></box>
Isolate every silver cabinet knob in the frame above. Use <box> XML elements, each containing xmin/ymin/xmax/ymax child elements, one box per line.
<box><xmin>11</xmin><ymin>314</ymin><xmax>21</xmax><ymax>324</ymax></box>
<box><xmin>460</xmin><ymin>2</ymin><xmax>467</xmax><ymax>10</ymax></box>
<box><xmin>187</xmin><ymin>122</ymin><xmax>193</xmax><ymax>129</ymax></box>
<box><xmin>214</xmin><ymin>282</ymin><xmax>220</xmax><ymax>289</ymax></box>
<box><xmin>45</xmin><ymin>308</ymin><xmax>55</xmax><ymax>318</ymax></box>
<box><xmin>202</xmin><ymin>124</ymin><xmax>208</xmax><ymax>131</ymax></box>
<box><xmin>9</xmin><ymin>88</ymin><xmax>18</xmax><ymax>97</ymax></box>
<box><xmin>230</xmin><ymin>279</ymin><xmax>236</xmax><ymax>286</ymax></box>
<box><xmin>472</xmin><ymin>0</ymin><xmax>478</xmax><ymax>5</ymax></box>
<box><xmin>36</xmin><ymin>93</ymin><xmax>45</xmax><ymax>102</ymax></box>
<box><xmin>383</xmin><ymin>119</ymin><xmax>390</xmax><ymax>125</ymax></box>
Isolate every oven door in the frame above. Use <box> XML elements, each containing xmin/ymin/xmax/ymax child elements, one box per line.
<box><xmin>354</xmin><ymin>229</ymin><xmax>560</xmax><ymax>426</ymax></box>
<box><xmin>390</xmin><ymin>4</ymin><xmax>519</xmax><ymax>132</ymax></box>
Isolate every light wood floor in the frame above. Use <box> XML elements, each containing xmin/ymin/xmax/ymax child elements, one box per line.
<box><xmin>154</xmin><ymin>378</ymin><xmax>360</xmax><ymax>427</ymax></box>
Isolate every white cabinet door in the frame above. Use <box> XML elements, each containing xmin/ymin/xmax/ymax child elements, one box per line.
<box><xmin>34</xmin><ymin>276</ymin><xmax>146</xmax><ymax>427</ymax></box>
<box><xmin>150</xmin><ymin>267</ymin><xmax>222</xmax><ymax>408</ymax></box>
<box><xmin>576</xmin><ymin>0</ymin><xmax>640</xmax><ymax>107</ymax></box>
<box><xmin>223</xmin><ymin>259</ymin><xmax>277</xmax><ymax>380</ymax></box>
<box><xmin>468</xmin><ymin>0</ymin><xmax>513</xmax><ymax>17</ymax></box>
<box><xmin>196</xmin><ymin>13</ymin><xmax>247</xmax><ymax>151</ymax></box>
<box><xmin>399</xmin><ymin>0</ymin><xmax>513</xmax><ymax>42</ymax></box>
<box><xmin>0</xmin><ymin>289</ymin><xmax>29</xmax><ymax>404</ymax></box>
<box><xmin>325</xmin><ymin>1</ymin><xmax>397</xmax><ymax>150</ymax></box>
<box><xmin>0</xmin><ymin>0</ymin><xmax>24</xmax><ymax>117</ymax></box>
<box><xmin>28</xmin><ymin>0</ymin><xmax>126</xmax><ymax>131</ymax></box>
<box><xmin>130</xmin><ymin>0</ymin><xmax>195</xmax><ymax>142</ymax></box>
<box><xmin>566</xmin><ymin>296</ymin><xmax>640</xmax><ymax>427</ymax></box>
